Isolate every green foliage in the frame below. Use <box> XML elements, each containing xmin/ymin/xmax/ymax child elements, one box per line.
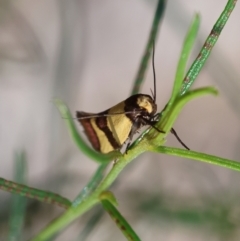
<box><xmin>1</xmin><ymin>0</ymin><xmax>238</xmax><ymax>240</ymax></box>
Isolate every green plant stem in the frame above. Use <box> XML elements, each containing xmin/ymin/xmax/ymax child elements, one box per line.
<box><xmin>180</xmin><ymin>0</ymin><xmax>238</xmax><ymax>95</ymax></box>
<box><xmin>168</xmin><ymin>14</ymin><xmax>200</xmax><ymax>108</ymax></box>
<box><xmin>131</xmin><ymin>0</ymin><xmax>165</xmax><ymax>95</ymax></box>
<box><xmin>154</xmin><ymin>146</ymin><xmax>240</xmax><ymax>172</ymax></box>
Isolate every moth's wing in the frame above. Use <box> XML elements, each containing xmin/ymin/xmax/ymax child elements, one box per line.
<box><xmin>77</xmin><ymin>110</ymin><xmax>122</xmax><ymax>153</ymax></box>
<box><xmin>76</xmin><ymin>111</ymin><xmax>101</xmax><ymax>152</ymax></box>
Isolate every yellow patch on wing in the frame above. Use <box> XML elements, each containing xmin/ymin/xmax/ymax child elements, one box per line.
<box><xmin>107</xmin><ymin>102</ymin><xmax>132</xmax><ymax>146</ymax></box>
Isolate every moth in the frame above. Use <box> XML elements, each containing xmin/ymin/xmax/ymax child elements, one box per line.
<box><xmin>77</xmin><ymin>93</ymin><xmax>160</xmax><ymax>153</ymax></box>
<box><xmin>76</xmin><ymin>44</ymin><xmax>189</xmax><ymax>154</ymax></box>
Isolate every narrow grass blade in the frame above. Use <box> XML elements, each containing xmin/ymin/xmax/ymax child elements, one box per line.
<box><xmin>180</xmin><ymin>0</ymin><xmax>238</xmax><ymax>95</ymax></box>
<box><xmin>168</xmin><ymin>14</ymin><xmax>200</xmax><ymax>107</ymax></box>
<box><xmin>0</xmin><ymin>177</ymin><xmax>71</xmax><ymax>209</ymax></box>
<box><xmin>154</xmin><ymin>146</ymin><xmax>240</xmax><ymax>172</ymax></box>
<box><xmin>101</xmin><ymin>199</ymin><xmax>141</xmax><ymax>241</ymax></box>
<box><xmin>131</xmin><ymin>0</ymin><xmax>165</xmax><ymax>95</ymax></box>
<box><xmin>8</xmin><ymin>151</ymin><xmax>27</xmax><ymax>241</ymax></box>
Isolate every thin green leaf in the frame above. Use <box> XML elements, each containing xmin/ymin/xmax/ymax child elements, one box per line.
<box><xmin>8</xmin><ymin>151</ymin><xmax>27</xmax><ymax>241</ymax></box>
<box><xmin>131</xmin><ymin>0</ymin><xmax>165</xmax><ymax>95</ymax></box>
<box><xmin>170</xmin><ymin>14</ymin><xmax>200</xmax><ymax>104</ymax></box>
<box><xmin>101</xmin><ymin>199</ymin><xmax>141</xmax><ymax>241</ymax></box>
<box><xmin>0</xmin><ymin>177</ymin><xmax>71</xmax><ymax>209</ymax></box>
<box><xmin>180</xmin><ymin>0</ymin><xmax>238</xmax><ymax>95</ymax></box>
<box><xmin>154</xmin><ymin>146</ymin><xmax>240</xmax><ymax>172</ymax></box>
<box><xmin>54</xmin><ymin>99</ymin><xmax>122</xmax><ymax>163</ymax></box>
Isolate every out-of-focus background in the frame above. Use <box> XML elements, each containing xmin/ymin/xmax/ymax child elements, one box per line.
<box><xmin>0</xmin><ymin>0</ymin><xmax>240</xmax><ymax>240</ymax></box>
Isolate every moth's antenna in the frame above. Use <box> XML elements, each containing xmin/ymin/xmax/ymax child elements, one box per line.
<box><xmin>152</xmin><ymin>39</ymin><xmax>156</xmax><ymax>103</ymax></box>
<box><xmin>73</xmin><ymin>110</ymin><xmax>144</xmax><ymax>120</ymax></box>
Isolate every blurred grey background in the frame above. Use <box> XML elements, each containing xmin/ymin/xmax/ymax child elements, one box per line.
<box><xmin>0</xmin><ymin>0</ymin><xmax>240</xmax><ymax>240</ymax></box>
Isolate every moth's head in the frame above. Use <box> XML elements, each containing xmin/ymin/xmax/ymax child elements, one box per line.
<box><xmin>136</xmin><ymin>94</ymin><xmax>157</xmax><ymax>115</ymax></box>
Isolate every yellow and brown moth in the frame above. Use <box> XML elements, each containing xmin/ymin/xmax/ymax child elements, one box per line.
<box><xmin>76</xmin><ymin>94</ymin><xmax>158</xmax><ymax>153</ymax></box>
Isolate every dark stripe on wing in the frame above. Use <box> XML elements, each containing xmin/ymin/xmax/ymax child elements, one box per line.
<box><xmin>76</xmin><ymin>111</ymin><xmax>100</xmax><ymax>151</ymax></box>
<box><xmin>96</xmin><ymin>112</ymin><xmax>120</xmax><ymax>150</ymax></box>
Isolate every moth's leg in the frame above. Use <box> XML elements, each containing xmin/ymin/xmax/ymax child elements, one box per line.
<box><xmin>140</xmin><ymin>117</ymin><xmax>165</xmax><ymax>134</ymax></box>
<box><xmin>152</xmin><ymin>112</ymin><xmax>161</xmax><ymax>121</ymax></box>
<box><xmin>171</xmin><ymin>128</ymin><xmax>190</xmax><ymax>150</ymax></box>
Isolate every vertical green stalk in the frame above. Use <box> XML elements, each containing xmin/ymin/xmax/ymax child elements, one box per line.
<box><xmin>131</xmin><ymin>0</ymin><xmax>165</xmax><ymax>95</ymax></box>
